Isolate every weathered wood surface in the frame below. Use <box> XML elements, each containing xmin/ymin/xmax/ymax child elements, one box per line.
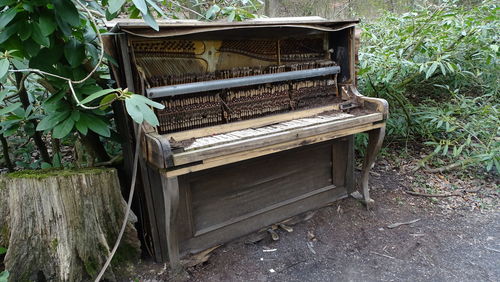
<box><xmin>0</xmin><ymin>168</ymin><xmax>140</xmax><ymax>281</ymax></box>
<box><xmin>172</xmin><ymin>112</ymin><xmax>382</xmax><ymax>166</ymax></box>
<box><xmin>163</xmin><ymin>122</ymin><xmax>384</xmax><ymax>177</ymax></box>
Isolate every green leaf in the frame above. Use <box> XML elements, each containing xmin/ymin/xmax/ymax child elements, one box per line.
<box><xmin>3</xmin><ymin>124</ymin><xmax>18</xmax><ymax>137</ymax></box>
<box><xmin>0</xmin><ymin>90</ymin><xmax>7</xmax><ymax>103</ymax></box>
<box><xmin>52</xmin><ymin>0</ymin><xmax>80</xmax><ymax>27</ymax></box>
<box><xmin>145</xmin><ymin>0</ymin><xmax>165</xmax><ymax>17</ymax></box>
<box><xmin>206</xmin><ymin>4</ymin><xmax>221</xmax><ymax>19</ymax></box>
<box><xmin>31</xmin><ymin>23</ymin><xmax>50</xmax><ymax>47</ymax></box>
<box><xmin>79</xmin><ymin>88</ymin><xmax>117</xmax><ymax>105</ymax></box>
<box><xmin>70</xmin><ymin>110</ymin><xmax>80</xmax><ymax>121</ymax></box>
<box><xmin>137</xmin><ymin>100</ymin><xmax>159</xmax><ymax>126</ymax></box>
<box><xmin>54</xmin><ymin>13</ymin><xmax>72</xmax><ymax>36</ymax></box>
<box><xmin>39</xmin><ymin>14</ymin><xmax>57</xmax><ymax>36</ymax></box>
<box><xmin>23</xmin><ymin>38</ymin><xmax>40</xmax><ymax>56</ymax></box>
<box><xmin>141</xmin><ymin>11</ymin><xmax>158</xmax><ymax>31</ymax></box>
<box><xmin>44</xmin><ymin>90</ymin><xmax>66</xmax><ymax>106</ymax></box>
<box><xmin>41</xmin><ymin>162</ymin><xmax>52</xmax><ymax>169</ymax></box>
<box><xmin>64</xmin><ymin>39</ymin><xmax>85</xmax><ymax>68</ymax></box>
<box><xmin>87</xmin><ymin>118</ymin><xmax>110</xmax><ymax>137</ymax></box>
<box><xmin>227</xmin><ymin>11</ymin><xmax>236</xmax><ymax>22</ymax></box>
<box><xmin>132</xmin><ymin>94</ymin><xmax>164</xmax><ymax>109</ymax></box>
<box><xmin>439</xmin><ymin>62</ymin><xmax>446</xmax><ymax>76</ymax></box>
<box><xmin>0</xmin><ymin>58</ymin><xmax>9</xmax><ymax>80</ymax></box>
<box><xmin>0</xmin><ymin>102</ymin><xmax>21</xmax><ymax>115</ymax></box>
<box><xmin>0</xmin><ymin>270</ymin><xmax>9</xmax><ymax>282</ymax></box>
<box><xmin>442</xmin><ymin>144</ymin><xmax>448</xmax><ymax>155</ymax></box>
<box><xmin>52</xmin><ymin>117</ymin><xmax>74</xmax><ymax>139</ymax></box>
<box><xmin>425</xmin><ymin>62</ymin><xmax>438</xmax><ymax>79</ymax></box>
<box><xmin>52</xmin><ymin>152</ymin><xmax>62</xmax><ymax>167</ymax></box>
<box><xmin>108</xmin><ymin>0</ymin><xmax>126</xmax><ymax>14</ymax></box>
<box><xmin>0</xmin><ymin>0</ymin><xmax>16</xmax><ymax>7</ymax></box>
<box><xmin>132</xmin><ymin>0</ymin><xmax>148</xmax><ymax>14</ymax></box>
<box><xmin>36</xmin><ymin>110</ymin><xmax>70</xmax><ymax>131</ymax></box>
<box><xmin>0</xmin><ymin>7</ymin><xmax>17</xmax><ymax>27</ymax></box>
<box><xmin>433</xmin><ymin>144</ymin><xmax>442</xmax><ymax>154</ymax></box>
<box><xmin>80</xmin><ymin>113</ymin><xmax>110</xmax><ymax>137</ymax></box>
<box><xmin>18</xmin><ymin>21</ymin><xmax>33</xmax><ymax>41</ymax></box>
<box><xmin>0</xmin><ymin>22</ymin><xmax>18</xmax><ymax>44</ymax></box>
<box><xmin>99</xmin><ymin>93</ymin><xmax>117</xmax><ymax>109</ymax></box>
<box><xmin>0</xmin><ymin>246</ymin><xmax>6</xmax><ymax>254</ymax></box>
<box><xmin>75</xmin><ymin>117</ymin><xmax>88</xmax><ymax>135</ymax></box>
<box><xmin>125</xmin><ymin>96</ymin><xmax>143</xmax><ymax>124</ymax></box>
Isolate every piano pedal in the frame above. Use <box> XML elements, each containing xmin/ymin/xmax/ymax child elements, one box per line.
<box><xmin>267</xmin><ymin>226</ymin><xmax>280</xmax><ymax>241</ymax></box>
<box><xmin>278</xmin><ymin>223</ymin><xmax>293</xmax><ymax>233</ymax></box>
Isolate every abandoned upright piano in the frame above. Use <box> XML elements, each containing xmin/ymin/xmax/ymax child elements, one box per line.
<box><xmin>106</xmin><ymin>17</ymin><xmax>388</xmax><ymax>270</ymax></box>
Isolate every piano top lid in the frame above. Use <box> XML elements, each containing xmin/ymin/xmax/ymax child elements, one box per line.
<box><xmin>107</xmin><ymin>16</ymin><xmax>359</xmax><ymax>37</ymax></box>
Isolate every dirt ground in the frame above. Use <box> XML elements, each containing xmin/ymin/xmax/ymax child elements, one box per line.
<box><xmin>122</xmin><ymin>159</ymin><xmax>499</xmax><ymax>282</ymax></box>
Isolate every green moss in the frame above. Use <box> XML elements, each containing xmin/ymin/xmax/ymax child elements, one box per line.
<box><xmin>51</xmin><ymin>238</ymin><xmax>58</xmax><ymax>251</ymax></box>
<box><xmin>5</xmin><ymin>167</ymin><xmax>113</xmax><ymax>179</ymax></box>
<box><xmin>84</xmin><ymin>256</ymin><xmax>99</xmax><ymax>277</ymax></box>
<box><xmin>111</xmin><ymin>241</ymin><xmax>140</xmax><ymax>266</ymax></box>
<box><xmin>0</xmin><ymin>225</ymin><xmax>8</xmax><ymax>246</ymax></box>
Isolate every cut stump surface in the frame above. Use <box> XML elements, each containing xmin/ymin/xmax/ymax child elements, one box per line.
<box><xmin>0</xmin><ymin>168</ymin><xmax>140</xmax><ymax>281</ymax></box>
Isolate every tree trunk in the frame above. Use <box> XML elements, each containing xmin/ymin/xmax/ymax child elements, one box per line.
<box><xmin>0</xmin><ymin>168</ymin><xmax>140</xmax><ymax>281</ymax></box>
<box><xmin>13</xmin><ymin>72</ymin><xmax>51</xmax><ymax>164</ymax></box>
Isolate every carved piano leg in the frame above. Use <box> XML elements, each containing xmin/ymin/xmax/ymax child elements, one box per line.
<box><xmin>161</xmin><ymin>174</ymin><xmax>183</xmax><ymax>275</ymax></box>
<box><xmin>360</xmin><ymin>126</ymin><xmax>386</xmax><ymax>208</ymax></box>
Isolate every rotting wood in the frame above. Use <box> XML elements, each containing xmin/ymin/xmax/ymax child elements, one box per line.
<box><xmin>164</xmin><ymin>122</ymin><xmax>384</xmax><ymax>177</ymax></box>
<box><xmin>0</xmin><ymin>168</ymin><xmax>140</xmax><ymax>282</ymax></box>
<box><xmin>172</xmin><ymin>113</ymin><xmax>382</xmax><ymax>166</ymax></box>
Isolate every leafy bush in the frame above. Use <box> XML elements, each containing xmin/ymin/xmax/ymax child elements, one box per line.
<box><xmin>358</xmin><ymin>0</ymin><xmax>499</xmax><ymax>172</ymax></box>
<box><xmin>0</xmin><ymin>0</ymin><xmax>261</xmax><ymax>171</ymax></box>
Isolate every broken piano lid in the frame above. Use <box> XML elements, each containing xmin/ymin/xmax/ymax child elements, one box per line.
<box><xmin>106</xmin><ymin>16</ymin><xmax>360</xmax><ymax>38</ymax></box>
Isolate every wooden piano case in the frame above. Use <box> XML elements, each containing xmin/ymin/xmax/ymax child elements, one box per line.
<box><xmin>105</xmin><ymin>17</ymin><xmax>388</xmax><ymax>270</ymax></box>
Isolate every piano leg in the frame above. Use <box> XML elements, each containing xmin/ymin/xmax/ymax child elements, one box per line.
<box><xmin>160</xmin><ymin>174</ymin><xmax>184</xmax><ymax>276</ymax></box>
<box><xmin>360</xmin><ymin>126</ymin><xmax>386</xmax><ymax>208</ymax></box>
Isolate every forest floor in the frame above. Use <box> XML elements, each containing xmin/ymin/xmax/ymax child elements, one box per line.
<box><xmin>121</xmin><ymin>152</ymin><xmax>499</xmax><ymax>282</ymax></box>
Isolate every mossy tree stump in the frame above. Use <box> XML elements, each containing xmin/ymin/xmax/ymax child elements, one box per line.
<box><xmin>0</xmin><ymin>168</ymin><xmax>140</xmax><ymax>281</ymax></box>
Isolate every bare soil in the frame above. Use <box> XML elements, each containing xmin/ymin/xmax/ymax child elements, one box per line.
<box><xmin>121</xmin><ymin>158</ymin><xmax>499</xmax><ymax>282</ymax></box>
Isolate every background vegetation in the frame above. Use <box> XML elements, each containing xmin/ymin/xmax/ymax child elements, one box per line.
<box><xmin>0</xmin><ymin>0</ymin><xmax>497</xmax><ymax>174</ymax></box>
<box><xmin>357</xmin><ymin>1</ymin><xmax>498</xmax><ymax>173</ymax></box>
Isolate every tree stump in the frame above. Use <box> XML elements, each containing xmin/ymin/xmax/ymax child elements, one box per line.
<box><xmin>0</xmin><ymin>168</ymin><xmax>140</xmax><ymax>281</ymax></box>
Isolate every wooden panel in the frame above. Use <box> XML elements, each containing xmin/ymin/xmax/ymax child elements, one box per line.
<box><xmin>182</xmin><ymin>185</ymin><xmax>348</xmax><ymax>254</ymax></box>
<box><xmin>142</xmin><ymin>161</ymin><xmax>169</xmax><ymax>262</ymax></box>
<box><xmin>187</xmin><ymin>142</ymin><xmax>333</xmax><ymax>234</ymax></box>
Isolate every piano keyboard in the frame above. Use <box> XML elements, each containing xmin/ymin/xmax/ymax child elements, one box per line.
<box><xmin>183</xmin><ymin>112</ymin><xmax>354</xmax><ymax>151</ymax></box>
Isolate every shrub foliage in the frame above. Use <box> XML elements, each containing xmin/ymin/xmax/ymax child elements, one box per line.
<box><xmin>358</xmin><ymin>0</ymin><xmax>499</xmax><ymax>172</ymax></box>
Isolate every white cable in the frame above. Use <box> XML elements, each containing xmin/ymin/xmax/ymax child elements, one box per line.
<box><xmin>94</xmin><ymin>123</ymin><xmax>142</xmax><ymax>281</ymax></box>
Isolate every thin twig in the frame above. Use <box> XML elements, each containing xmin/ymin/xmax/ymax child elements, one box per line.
<box><xmin>405</xmin><ymin>190</ymin><xmax>461</xmax><ymax>198</ymax></box>
<box><xmin>484</xmin><ymin>246</ymin><xmax>500</xmax><ymax>253</ymax></box>
<box><xmin>424</xmin><ymin>158</ymin><xmax>474</xmax><ymax>173</ymax></box>
<box><xmin>387</xmin><ymin>218</ymin><xmax>421</xmax><ymax>229</ymax></box>
<box><xmin>171</xmin><ymin>0</ymin><xmax>205</xmax><ymax>18</ymax></box>
<box><xmin>371</xmin><ymin>251</ymin><xmax>396</xmax><ymax>260</ymax></box>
